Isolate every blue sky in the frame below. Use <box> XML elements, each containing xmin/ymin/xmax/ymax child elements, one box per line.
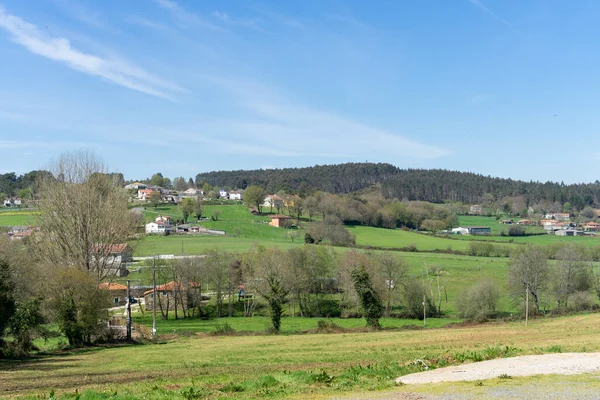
<box><xmin>1</xmin><ymin>0</ymin><xmax>599</xmax><ymax>183</ymax></box>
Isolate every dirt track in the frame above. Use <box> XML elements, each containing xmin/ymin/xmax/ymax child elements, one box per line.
<box><xmin>396</xmin><ymin>353</ymin><xmax>600</xmax><ymax>384</ymax></box>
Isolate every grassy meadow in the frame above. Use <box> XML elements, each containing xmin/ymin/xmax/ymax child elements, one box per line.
<box><xmin>4</xmin><ymin>313</ymin><xmax>600</xmax><ymax>399</ymax></box>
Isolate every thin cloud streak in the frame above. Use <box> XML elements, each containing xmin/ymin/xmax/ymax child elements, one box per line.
<box><xmin>212</xmin><ymin>11</ymin><xmax>266</xmax><ymax>32</ymax></box>
<box><xmin>0</xmin><ymin>5</ymin><xmax>186</xmax><ymax>100</ymax></box>
<box><xmin>469</xmin><ymin>0</ymin><xmax>520</xmax><ymax>34</ymax></box>
<box><xmin>154</xmin><ymin>0</ymin><xmax>224</xmax><ymax>31</ymax></box>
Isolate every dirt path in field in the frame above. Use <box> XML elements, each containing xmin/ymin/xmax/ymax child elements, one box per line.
<box><xmin>396</xmin><ymin>353</ymin><xmax>600</xmax><ymax>384</ymax></box>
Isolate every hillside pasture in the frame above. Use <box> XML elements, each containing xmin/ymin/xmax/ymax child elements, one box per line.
<box><xmin>349</xmin><ymin>225</ymin><xmax>516</xmax><ymax>254</ymax></box>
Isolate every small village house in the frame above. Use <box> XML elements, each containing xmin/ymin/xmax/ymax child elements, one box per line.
<box><xmin>543</xmin><ymin>212</ymin><xmax>570</xmax><ymax>221</ymax></box>
<box><xmin>229</xmin><ymin>190</ymin><xmax>244</xmax><ymax>200</ymax></box>
<box><xmin>263</xmin><ymin>194</ymin><xmax>284</xmax><ymax>211</ymax></box>
<box><xmin>143</xmin><ymin>281</ymin><xmax>201</xmax><ymax>312</ymax></box>
<box><xmin>219</xmin><ymin>189</ymin><xmax>229</xmax><ymax>199</ymax></box>
<box><xmin>145</xmin><ymin>221</ymin><xmax>174</xmax><ymax>234</ymax></box>
<box><xmin>99</xmin><ymin>282</ymin><xmax>129</xmax><ymax>306</ymax></box>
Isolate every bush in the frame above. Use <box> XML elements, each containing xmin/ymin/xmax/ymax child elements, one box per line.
<box><xmin>568</xmin><ymin>291</ymin><xmax>595</xmax><ymax>312</ymax></box>
<box><xmin>403</xmin><ymin>280</ymin><xmax>438</xmax><ymax>319</ymax></box>
<box><xmin>507</xmin><ymin>225</ymin><xmax>526</xmax><ymax>236</ymax></box>
<box><xmin>456</xmin><ymin>279</ymin><xmax>499</xmax><ymax>322</ymax></box>
<box><xmin>468</xmin><ymin>242</ymin><xmax>495</xmax><ymax>257</ymax></box>
<box><xmin>317</xmin><ymin>299</ymin><xmax>342</xmax><ymax>318</ymax></box>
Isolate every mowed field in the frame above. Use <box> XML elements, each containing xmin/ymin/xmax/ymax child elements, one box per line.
<box><xmin>3</xmin><ymin>314</ymin><xmax>600</xmax><ymax>399</ymax></box>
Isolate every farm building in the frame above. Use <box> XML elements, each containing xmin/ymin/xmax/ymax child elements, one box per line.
<box><xmin>451</xmin><ymin>227</ymin><xmax>469</xmax><ymax>235</ymax></box>
<box><xmin>269</xmin><ymin>215</ymin><xmax>291</xmax><ymax>228</ymax></box>
<box><xmin>499</xmin><ymin>219</ymin><xmax>514</xmax><ymax>224</ymax></box>
<box><xmin>555</xmin><ymin>229</ymin><xmax>585</xmax><ymax>237</ymax></box>
<box><xmin>465</xmin><ymin>226</ymin><xmax>491</xmax><ymax>235</ymax></box>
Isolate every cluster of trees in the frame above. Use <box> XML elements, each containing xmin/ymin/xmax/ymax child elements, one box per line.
<box><xmin>151</xmin><ymin>246</ymin><xmax>451</xmax><ymax>332</ymax></box>
<box><xmin>0</xmin><ymin>152</ymin><xmax>139</xmax><ymax>356</ymax></box>
<box><xmin>0</xmin><ymin>170</ymin><xmax>53</xmax><ymax>203</ymax></box>
<box><xmin>299</xmin><ymin>192</ymin><xmax>458</xmax><ymax>231</ymax></box>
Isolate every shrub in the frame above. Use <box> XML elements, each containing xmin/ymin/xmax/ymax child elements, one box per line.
<box><xmin>568</xmin><ymin>291</ymin><xmax>595</xmax><ymax>312</ymax></box>
<box><xmin>456</xmin><ymin>279</ymin><xmax>499</xmax><ymax>322</ymax></box>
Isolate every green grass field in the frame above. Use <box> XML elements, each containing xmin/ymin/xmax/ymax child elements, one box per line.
<box><xmin>349</xmin><ymin>225</ymin><xmax>516</xmax><ymax>253</ymax></box>
<box><xmin>0</xmin><ymin>210</ymin><xmax>39</xmax><ymax>226</ymax></box>
<box><xmin>4</xmin><ymin>314</ymin><xmax>600</xmax><ymax>399</ymax></box>
<box><xmin>131</xmin><ymin>315</ymin><xmax>459</xmax><ymax>335</ymax></box>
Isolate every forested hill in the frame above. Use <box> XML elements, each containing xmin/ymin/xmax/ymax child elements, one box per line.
<box><xmin>381</xmin><ymin>169</ymin><xmax>600</xmax><ymax>208</ymax></box>
<box><xmin>195</xmin><ymin>163</ymin><xmax>400</xmax><ymax>194</ymax></box>
<box><xmin>196</xmin><ymin>163</ymin><xmax>600</xmax><ymax>208</ymax></box>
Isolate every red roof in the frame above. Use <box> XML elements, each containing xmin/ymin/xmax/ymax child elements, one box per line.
<box><xmin>99</xmin><ymin>282</ymin><xmax>128</xmax><ymax>291</ymax></box>
<box><xmin>92</xmin><ymin>244</ymin><xmax>130</xmax><ymax>254</ymax></box>
<box><xmin>143</xmin><ymin>281</ymin><xmax>201</xmax><ymax>296</ymax></box>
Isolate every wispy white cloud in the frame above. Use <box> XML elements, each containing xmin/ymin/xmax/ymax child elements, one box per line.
<box><xmin>469</xmin><ymin>0</ymin><xmax>520</xmax><ymax>34</ymax></box>
<box><xmin>212</xmin><ymin>11</ymin><xmax>265</xmax><ymax>32</ymax></box>
<box><xmin>50</xmin><ymin>0</ymin><xmax>118</xmax><ymax>33</ymax></box>
<box><xmin>164</xmin><ymin>77</ymin><xmax>451</xmax><ymax>160</ymax></box>
<box><xmin>0</xmin><ymin>5</ymin><xmax>186</xmax><ymax>100</ymax></box>
<box><xmin>154</xmin><ymin>0</ymin><xmax>223</xmax><ymax>31</ymax></box>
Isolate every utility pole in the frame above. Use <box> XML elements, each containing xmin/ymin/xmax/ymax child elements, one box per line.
<box><xmin>126</xmin><ymin>280</ymin><xmax>132</xmax><ymax>341</ymax></box>
<box><xmin>525</xmin><ymin>285</ymin><xmax>529</xmax><ymax>327</ymax></box>
<box><xmin>152</xmin><ymin>254</ymin><xmax>157</xmax><ymax>338</ymax></box>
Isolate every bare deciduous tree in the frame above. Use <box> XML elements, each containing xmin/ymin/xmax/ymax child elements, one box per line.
<box><xmin>508</xmin><ymin>245</ymin><xmax>549</xmax><ymax>315</ymax></box>
<box><xmin>34</xmin><ymin>151</ymin><xmax>138</xmax><ymax>282</ymax></box>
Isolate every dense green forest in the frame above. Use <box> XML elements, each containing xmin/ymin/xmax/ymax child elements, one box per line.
<box><xmin>195</xmin><ymin>163</ymin><xmax>600</xmax><ymax>210</ymax></box>
<box><xmin>194</xmin><ymin>163</ymin><xmax>400</xmax><ymax>194</ymax></box>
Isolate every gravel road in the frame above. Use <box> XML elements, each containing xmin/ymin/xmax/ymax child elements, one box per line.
<box><xmin>396</xmin><ymin>353</ymin><xmax>600</xmax><ymax>384</ymax></box>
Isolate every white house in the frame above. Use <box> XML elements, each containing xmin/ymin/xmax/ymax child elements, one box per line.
<box><xmin>145</xmin><ymin>221</ymin><xmax>174</xmax><ymax>234</ymax></box>
<box><xmin>219</xmin><ymin>189</ymin><xmax>229</xmax><ymax>199</ymax></box>
<box><xmin>263</xmin><ymin>194</ymin><xmax>284</xmax><ymax>209</ymax></box>
<box><xmin>451</xmin><ymin>227</ymin><xmax>469</xmax><ymax>235</ymax></box>
<box><xmin>543</xmin><ymin>213</ymin><xmax>570</xmax><ymax>221</ymax></box>
<box><xmin>124</xmin><ymin>182</ymin><xmax>147</xmax><ymax>190</ymax></box>
<box><xmin>229</xmin><ymin>190</ymin><xmax>244</xmax><ymax>200</ymax></box>
<box><xmin>183</xmin><ymin>188</ymin><xmax>203</xmax><ymax>196</ymax></box>
<box><xmin>3</xmin><ymin>198</ymin><xmax>22</xmax><ymax>207</ymax></box>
